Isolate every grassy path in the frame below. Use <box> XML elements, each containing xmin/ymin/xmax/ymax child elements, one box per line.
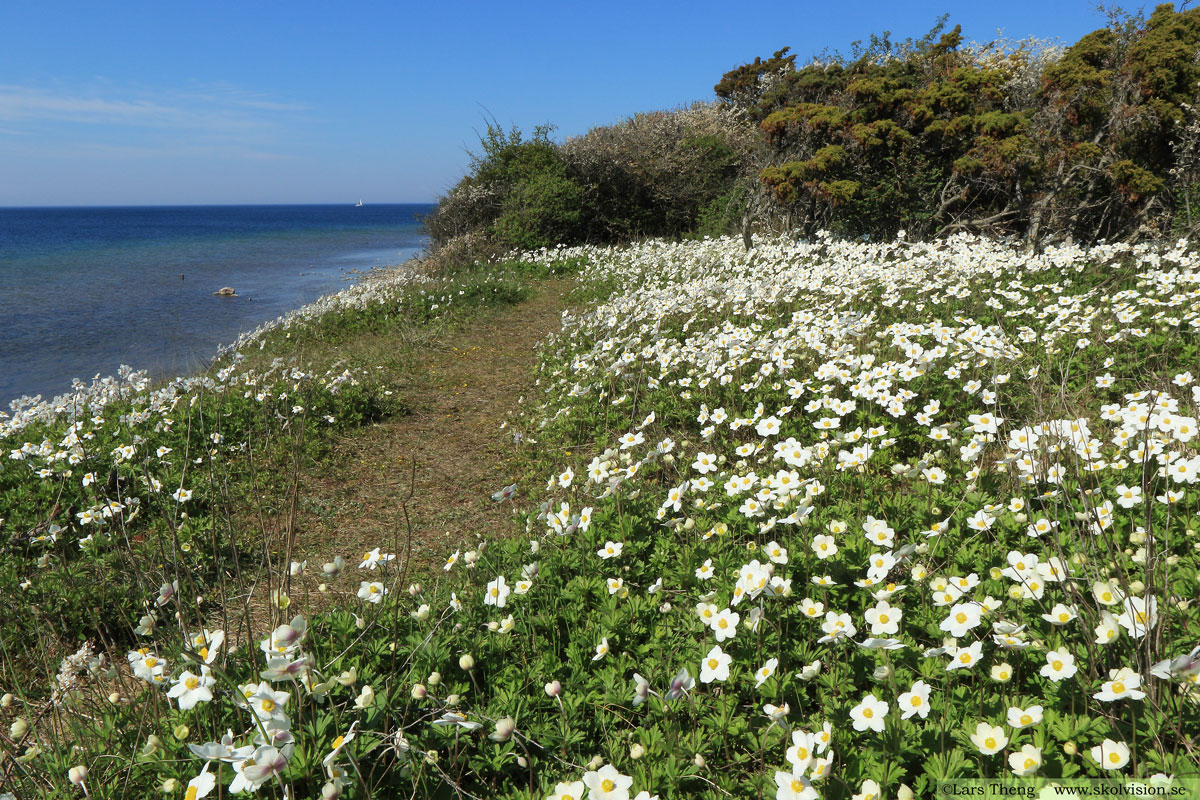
<box><xmin>293</xmin><ymin>278</ymin><xmax>573</xmax><ymax>577</ymax></box>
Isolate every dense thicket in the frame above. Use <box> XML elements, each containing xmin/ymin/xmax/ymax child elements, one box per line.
<box><xmin>424</xmin><ymin>104</ymin><xmax>759</xmax><ymax>255</ymax></box>
<box><xmin>719</xmin><ymin>4</ymin><xmax>1200</xmax><ymax>244</ymax></box>
<box><xmin>428</xmin><ymin>5</ymin><xmax>1200</xmax><ymax>255</ymax></box>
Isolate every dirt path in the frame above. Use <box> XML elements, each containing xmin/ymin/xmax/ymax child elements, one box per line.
<box><xmin>294</xmin><ymin>279</ymin><xmax>572</xmax><ymax>576</ymax></box>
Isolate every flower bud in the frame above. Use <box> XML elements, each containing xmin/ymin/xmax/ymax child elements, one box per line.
<box><xmin>489</xmin><ymin>716</ymin><xmax>516</xmax><ymax>742</ymax></box>
<box><xmin>545</xmin><ymin>680</ymin><xmax>562</xmax><ymax>697</ymax></box>
<box><xmin>446</xmin><ymin>694</ymin><xmax>461</xmax><ymax>707</ymax></box>
<box><xmin>0</xmin><ymin>693</ymin><xmax>11</xmax><ymax>708</ymax></box>
<box><xmin>428</xmin><ymin>671</ymin><xmax>441</xmax><ymax>686</ymax></box>
<box><xmin>459</xmin><ymin>654</ymin><xmax>475</xmax><ymax>671</ymax></box>
<box><xmin>1063</xmin><ymin>741</ymin><xmax>1077</xmax><ymax>755</ymax></box>
<box><xmin>898</xmin><ymin>785</ymin><xmax>915</xmax><ymax>800</ymax></box>
<box><xmin>162</xmin><ymin>778</ymin><xmax>180</xmax><ymax>793</ymax></box>
<box><xmin>517</xmin><ymin>755</ymin><xmax>528</xmax><ymax>767</ymax></box>
<box><xmin>173</xmin><ymin>724</ymin><xmax>189</xmax><ymax>740</ymax></box>
<box><xmin>108</xmin><ymin>691</ymin><xmax>121</xmax><ymax>703</ymax></box>
<box><xmin>693</xmin><ymin>753</ymin><xmax>705</xmax><ymax>767</ymax></box>
<box><xmin>630</xmin><ymin>743</ymin><xmax>646</xmax><ymax>760</ymax></box>
<box><xmin>586</xmin><ymin>755</ymin><xmax>604</xmax><ymax>770</ymax></box>
<box><xmin>10</xmin><ymin>718</ymin><xmax>29</xmax><ymax>739</ymax></box>
<box><xmin>68</xmin><ymin>766</ymin><xmax>88</xmax><ymax>785</ymax></box>
<box><xmin>1129</xmin><ymin>580</ymin><xmax>1145</xmax><ymax>594</ymax></box>
<box><xmin>424</xmin><ymin>749</ymin><xmax>438</xmax><ymax>764</ymax></box>
<box><xmin>408</xmin><ymin>583</ymin><xmax>421</xmax><ymax>597</ymax></box>
<box><xmin>411</xmin><ymin>684</ymin><xmax>427</xmax><ymax>700</ymax></box>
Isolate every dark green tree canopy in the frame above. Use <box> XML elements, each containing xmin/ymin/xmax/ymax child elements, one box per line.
<box><xmin>718</xmin><ymin>4</ymin><xmax>1200</xmax><ymax>243</ymax></box>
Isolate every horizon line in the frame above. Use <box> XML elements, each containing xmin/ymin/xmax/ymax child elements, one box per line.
<box><xmin>0</xmin><ymin>200</ymin><xmax>437</xmax><ymax>210</ymax></box>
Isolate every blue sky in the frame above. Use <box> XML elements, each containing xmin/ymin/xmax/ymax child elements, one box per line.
<box><xmin>0</xmin><ymin>1</ymin><xmax>1109</xmax><ymax>206</ymax></box>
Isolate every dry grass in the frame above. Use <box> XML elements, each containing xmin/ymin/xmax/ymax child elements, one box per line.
<box><xmin>288</xmin><ymin>278</ymin><xmax>573</xmax><ymax>593</ymax></box>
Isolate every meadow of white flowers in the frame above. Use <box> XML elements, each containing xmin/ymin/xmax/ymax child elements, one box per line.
<box><xmin>4</xmin><ymin>234</ymin><xmax>1199</xmax><ymax>799</ymax></box>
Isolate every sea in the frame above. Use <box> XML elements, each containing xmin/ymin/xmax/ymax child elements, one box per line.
<box><xmin>0</xmin><ymin>203</ymin><xmax>434</xmax><ymax>408</ymax></box>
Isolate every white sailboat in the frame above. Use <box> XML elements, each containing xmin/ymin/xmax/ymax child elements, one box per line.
<box><xmin>354</xmin><ymin>199</ymin><xmax>363</xmax><ymax>207</ymax></box>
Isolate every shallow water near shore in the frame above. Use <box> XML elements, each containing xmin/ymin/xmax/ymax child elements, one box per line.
<box><xmin>0</xmin><ymin>203</ymin><xmax>433</xmax><ymax>407</ymax></box>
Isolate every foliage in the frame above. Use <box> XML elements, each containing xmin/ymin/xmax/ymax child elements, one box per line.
<box><xmin>9</xmin><ymin>234</ymin><xmax>1200</xmax><ymax>799</ymax></box>
<box><xmin>427</xmin><ymin>105</ymin><xmax>762</xmax><ymax>257</ymax></box>
<box><xmin>425</xmin><ymin>124</ymin><xmax>586</xmax><ymax>253</ymax></box>
<box><xmin>718</xmin><ymin>5</ymin><xmax>1200</xmax><ymax>244</ymax></box>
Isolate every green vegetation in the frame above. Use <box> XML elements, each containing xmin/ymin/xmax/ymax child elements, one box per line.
<box><xmin>720</xmin><ymin>5</ymin><xmax>1200</xmax><ymax>243</ymax></box>
<box><xmin>425</xmin><ymin>104</ymin><xmax>759</xmax><ymax>256</ymax></box>
<box><xmin>8</xmin><ymin>235</ymin><xmax>1200</xmax><ymax>799</ymax></box>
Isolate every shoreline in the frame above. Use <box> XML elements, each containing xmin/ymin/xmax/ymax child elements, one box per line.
<box><xmin>0</xmin><ymin>203</ymin><xmax>434</xmax><ymax>410</ymax></box>
<box><xmin>0</xmin><ymin>250</ymin><xmax>432</xmax><ymax>439</ymax></box>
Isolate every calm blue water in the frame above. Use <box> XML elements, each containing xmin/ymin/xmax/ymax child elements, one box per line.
<box><xmin>0</xmin><ymin>204</ymin><xmax>434</xmax><ymax>407</ymax></box>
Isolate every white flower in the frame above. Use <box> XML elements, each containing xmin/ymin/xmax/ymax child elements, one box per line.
<box><xmin>774</xmin><ymin>771</ymin><xmax>819</xmax><ymax>800</ymax></box>
<box><xmin>710</xmin><ymin>608</ymin><xmax>740</xmax><ymax>642</ymax></box>
<box><xmin>1091</xmin><ymin>738</ymin><xmax>1131</xmax><ymax>770</ymax></box>
<box><xmin>939</xmin><ymin>602</ymin><xmax>982</xmax><ymax>637</ymax></box>
<box><xmin>796</xmin><ymin>660</ymin><xmax>821</xmax><ymax>681</ymax></box>
<box><xmin>864</xmin><ymin>601</ymin><xmax>901</xmax><ymax>636</ymax></box>
<box><xmin>358</xmin><ymin>581</ymin><xmax>386</xmax><ymax>604</ymax></box>
<box><xmin>183</xmin><ymin>764</ymin><xmax>217</xmax><ymax>798</ymax></box>
<box><xmin>358</xmin><ymin>547</ymin><xmax>395</xmax><ymax>570</ymax></box>
<box><xmin>166</xmin><ymin>667</ymin><xmax>215</xmax><ymax>710</ymax></box>
<box><xmin>1117</xmin><ymin>595</ymin><xmax>1157</xmax><ymax>639</ymax></box>
<box><xmin>1093</xmin><ymin>667</ymin><xmax>1146</xmax><ymax>702</ymax></box>
<box><xmin>1006</xmin><ymin>704</ymin><xmax>1043</xmax><ymax>728</ymax></box>
<box><xmin>754</xmin><ymin>657</ymin><xmax>778</xmax><ymax>687</ymax></box>
<box><xmin>785</xmin><ymin>729</ymin><xmax>815</xmax><ymax>771</ymax></box>
<box><xmin>246</xmin><ymin>681</ymin><xmax>290</xmax><ymax>721</ymax></box>
<box><xmin>597</xmin><ymin>541</ymin><xmax>623</xmax><ymax>560</ymax></box>
<box><xmin>819</xmin><ymin>611</ymin><xmax>856</xmax><ymax>643</ymax></box>
<box><xmin>549</xmin><ymin>781</ymin><xmax>586</xmax><ymax>800</ymax></box>
<box><xmin>582</xmin><ymin>764</ymin><xmax>633</xmax><ymax>800</ymax></box>
<box><xmin>1041</xmin><ymin>603</ymin><xmax>1077</xmax><ymax>626</ymax></box>
<box><xmin>692</xmin><ymin>452</ymin><xmax>717</xmax><ymax>474</ymax></box>
<box><xmin>898</xmin><ymin>680</ymin><xmax>931</xmax><ymax>719</ymax></box>
<box><xmin>485</xmin><ymin>576</ymin><xmax>511</xmax><ymax>608</ymax></box>
<box><xmin>1008</xmin><ymin>744</ymin><xmax>1042</xmax><ymax>776</ymax></box>
<box><xmin>592</xmin><ymin>637</ymin><xmax>610</xmax><ymax>661</ymax></box>
<box><xmin>1040</xmin><ymin>649</ymin><xmax>1077</xmax><ymax>681</ymax></box>
<box><xmin>812</xmin><ymin>534</ymin><xmax>838</xmax><ymax>559</ymax></box>
<box><xmin>699</xmin><ymin>645</ymin><xmax>732</xmax><ymax>683</ymax></box>
<box><xmin>849</xmin><ymin>693</ymin><xmax>887</xmax><ymax>732</ymax></box>
<box><xmin>969</xmin><ymin>721</ymin><xmax>1008</xmax><ymax>755</ymax></box>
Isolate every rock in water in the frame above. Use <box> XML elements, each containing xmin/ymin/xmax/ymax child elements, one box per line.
<box><xmin>213</xmin><ymin>287</ymin><xmax>237</xmax><ymax>297</ymax></box>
